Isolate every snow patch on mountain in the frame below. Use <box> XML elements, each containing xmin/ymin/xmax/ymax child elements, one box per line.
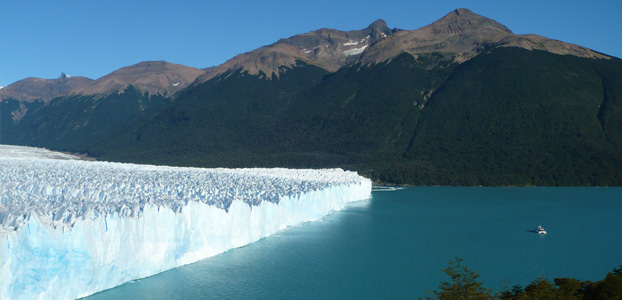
<box><xmin>342</xmin><ymin>45</ymin><xmax>368</xmax><ymax>56</ymax></box>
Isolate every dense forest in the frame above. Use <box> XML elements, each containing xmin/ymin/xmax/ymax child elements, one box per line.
<box><xmin>1</xmin><ymin>85</ymin><xmax>166</xmax><ymax>151</ymax></box>
<box><xmin>426</xmin><ymin>258</ymin><xmax>622</xmax><ymax>300</ymax></box>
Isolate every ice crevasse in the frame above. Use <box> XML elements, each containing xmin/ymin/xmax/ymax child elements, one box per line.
<box><xmin>0</xmin><ymin>145</ymin><xmax>372</xmax><ymax>300</ymax></box>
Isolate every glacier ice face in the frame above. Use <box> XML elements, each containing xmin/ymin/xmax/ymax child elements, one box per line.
<box><xmin>0</xmin><ymin>145</ymin><xmax>371</xmax><ymax>300</ymax></box>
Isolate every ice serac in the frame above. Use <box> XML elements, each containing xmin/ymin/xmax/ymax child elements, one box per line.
<box><xmin>0</xmin><ymin>145</ymin><xmax>371</xmax><ymax>300</ymax></box>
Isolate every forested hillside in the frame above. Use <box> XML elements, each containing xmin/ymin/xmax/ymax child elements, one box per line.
<box><xmin>83</xmin><ymin>48</ymin><xmax>622</xmax><ymax>186</ymax></box>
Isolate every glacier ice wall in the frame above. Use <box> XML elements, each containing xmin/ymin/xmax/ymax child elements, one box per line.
<box><xmin>0</xmin><ymin>145</ymin><xmax>371</xmax><ymax>300</ymax></box>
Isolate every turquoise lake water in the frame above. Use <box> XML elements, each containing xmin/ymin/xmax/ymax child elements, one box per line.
<box><xmin>83</xmin><ymin>187</ymin><xmax>622</xmax><ymax>299</ymax></box>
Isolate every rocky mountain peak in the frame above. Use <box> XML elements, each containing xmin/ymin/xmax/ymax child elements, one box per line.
<box><xmin>367</xmin><ymin>19</ymin><xmax>393</xmax><ymax>40</ymax></box>
<box><xmin>58</xmin><ymin>73</ymin><xmax>71</xmax><ymax>79</ymax></box>
<box><xmin>427</xmin><ymin>8</ymin><xmax>512</xmax><ymax>35</ymax></box>
<box><xmin>368</xmin><ymin>19</ymin><xmax>388</xmax><ymax>31</ymax></box>
<box><xmin>451</xmin><ymin>8</ymin><xmax>475</xmax><ymax>16</ymax></box>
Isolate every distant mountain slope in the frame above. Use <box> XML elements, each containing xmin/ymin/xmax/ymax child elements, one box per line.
<box><xmin>0</xmin><ymin>74</ymin><xmax>93</xmax><ymax>103</ymax></box>
<box><xmin>91</xmin><ymin>62</ymin><xmax>332</xmax><ymax>165</ymax></box>
<box><xmin>1</xmin><ymin>85</ymin><xmax>167</xmax><ymax>151</ymax></box>
<box><xmin>0</xmin><ymin>61</ymin><xmax>204</xmax><ymax>127</ymax></box>
<box><xmin>196</xmin><ymin>19</ymin><xmax>395</xmax><ymax>82</ymax></box>
<box><xmin>398</xmin><ymin>47</ymin><xmax>622</xmax><ymax>185</ymax></box>
<box><xmin>71</xmin><ymin>61</ymin><xmax>205</xmax><ymax>96</ymax></box>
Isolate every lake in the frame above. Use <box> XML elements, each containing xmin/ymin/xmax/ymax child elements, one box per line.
<box><xmin>83</xmin><ymin>187</ymin><xmax>622</xmax><ymax>299</ymax></box>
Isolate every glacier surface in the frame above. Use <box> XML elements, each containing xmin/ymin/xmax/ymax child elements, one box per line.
<box><xmin>0</xmin><ymin>145</ymin><xmax>371</xmax><ymax>300</ymax></box>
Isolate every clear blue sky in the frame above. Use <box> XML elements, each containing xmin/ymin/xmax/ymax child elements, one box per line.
<box><xmin>1</xmin><ymin>0</ymin><xmax>620</xmax><ymax>87</ymax></box>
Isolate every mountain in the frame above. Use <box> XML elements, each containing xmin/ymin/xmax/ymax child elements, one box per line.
<box><xmin>71</xmin><ymin>61</ymin><xmax>205</xmax><ymax>96</ymax></box>
<box><xmin>0</xmin><ymin>74</ymin><xmax>93</xmax><ymax>103</ymax></box>
<box><xmin>0</xmin><ymin>74</ymin><xmax>94</xmax><ymax>123</ymax></box>
<box><xmin>0</xmin><ymin>61</ymin><xmax>205</xmax><ymax>103</ymax></box>
<box><xmin>197</xmin><ymin>8</ymin><xmax>607</xmax><ymax>83</ymax></box>
<box><xmin>3</xmin><ymin>9</ymin><xmax>622</xmax><ymax>186</ymax></box>
<box><xmin>359</xmin><ymin>8</ymin><xmax>607</xmax><ymax>65</ymax></box>
<box><xmin>196</xmin><ymin>19</ymin><xmax>395</xmax><ymax>82</ymax></box>
<box><xmin>0</xmin><ymin>61</ymin><xmax>205</xmax><ymax>136</ymax></box>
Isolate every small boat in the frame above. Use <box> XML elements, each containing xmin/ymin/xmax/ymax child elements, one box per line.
<box><xmin>535</xmin><ymin>225</ymin><xmax>547</xmax><ymax>234</ymax></box>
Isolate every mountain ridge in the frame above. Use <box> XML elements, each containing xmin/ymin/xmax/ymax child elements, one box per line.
<box><xmin>195</xmin><ymin>19</ymin><xmax>395</xmax><ymax>83</ymax></box>
<box><xmin>196</xmin><ymin>8</ymin><xmax>610</xmax><ymax>83</ymax></box>
<box><xmin>1</xmin><ymin>8</ymin><xmax>611</xmax><ymax>101</ymax></box>
<box><xmin>1</xmin><ymin>61</ymin><xmax>206</xmax><ymax>103</ymax></box>
<box><xmin>69</xmin><ymin>61</ymin><xmax>205</xmax><ymax>97</ymax></box>
<box><xmin>357</xmin><ymin>8</ymin><xmax>608</xmax><ymax>66</ymax></box>
<box><xmin>0</xmin><ymin>75</ymin><xmax>93</xmax><ymax>103</ymax></box>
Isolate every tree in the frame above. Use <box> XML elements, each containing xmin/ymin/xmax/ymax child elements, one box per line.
<box><xmin>499</xmin><ymin>285</ymin><xmax>526</xmax><ymax>300</ymax></box>
<box><xmin>424</xmin><ymin>257</ymin><xmax>493</xmax><ymax>300</ymax></box>
<box><xmin>586</xmin><ymin>272</ymin><xmax>622</xmax><ymax>300</ymax></box>
<box><xmin>554</xmin><ymin>278</ymin><xmax>584</xmax><ymax>300</ymax></box>
<box><xmin>523</xmin><ymin>278</ymin><xmax>556</xmax><ymax>300</ymax></box>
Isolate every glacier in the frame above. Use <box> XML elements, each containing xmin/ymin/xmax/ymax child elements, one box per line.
<box><xmin>0</xmin><ymin>145</ymin><xmax>371</xmax><ymax>300</ymax></box>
